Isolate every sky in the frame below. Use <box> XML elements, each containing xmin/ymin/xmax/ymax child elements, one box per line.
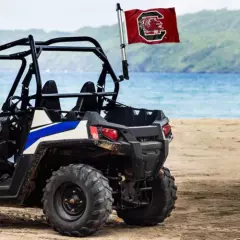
<box><xmin>0</xmin><ymin>0</ymin><xmax>239</xmax><ymax>31</ymax></box>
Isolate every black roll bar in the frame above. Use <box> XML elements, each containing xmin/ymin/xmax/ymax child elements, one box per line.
<box><xmin>21</xmin><ymin>36</ymin><xmax>103</xmax><ymax>49</ymax></box>
<box><xmin>0</xmin><ymin>38</ymin><xmax>28</xmax><ymax>51</ymax></box>
<box><xmin>28</xmin><ymin>35</ymin><xmax>42</xmax><ymax>106</ymax></box>
<box><xmin>0</xmin><ymin>35</ymin><xmax>121</xmax><ymax>109</ymax></box>
<box><xmin>42</xmin><ymin>92</ymin><xmax>117</xmax><ymax>98</ymax></box>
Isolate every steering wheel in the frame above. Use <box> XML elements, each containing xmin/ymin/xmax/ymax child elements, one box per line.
<box><xmin>6</xmin><ymin>96</ymin><xmax>33</xmax><ymax>132</ymax></box>
<box><xmin>7</xmin><ymin>96</ymin><xmax>22</xmax><ymax>112</ymax></box>
<box><xmin>7</xmin><ymin>95</ymin><xmax>33</xmax><ymax>112</ymax></box>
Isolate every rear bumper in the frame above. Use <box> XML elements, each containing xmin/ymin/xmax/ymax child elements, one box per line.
<box><xmin>117</xmin><ymin>122</ymin><xmax>171</xmax><ymax>180</ymax></box>
<box><xmin>94</xmin><ymin>138</ymin><xmax>168</xmax><ymax>180</ymax></box>
<box><xmin>127</xmin><ymin>139</ymin><xmax>169</xmax><ymax>180</ymax></box>
<box><xmin>85</xmin><ymin>111</ymin><xmax>171</xmax><ymax>180</ymax></box>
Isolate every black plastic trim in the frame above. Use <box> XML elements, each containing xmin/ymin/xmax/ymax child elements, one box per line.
<box><xmin>128</xmin><ymin>126</ymin><xmax>159</xmax><ymax>137</ymax></box>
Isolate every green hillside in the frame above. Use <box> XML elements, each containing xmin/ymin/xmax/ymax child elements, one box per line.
<box><xmin>0</xmin><ymin>9</ymin><xmax>240</xmax><ymax>73</ymax></box>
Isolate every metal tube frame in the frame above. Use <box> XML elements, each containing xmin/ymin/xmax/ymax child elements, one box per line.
<box><xmin>116</xmin><ymin>3</ymin><xmax>129</xmax><ymax>80</ymax></box>
<box><xmin>0</xmin><ymin>35</ymin><xmax>121</xmax><ymax>109</ymax></box>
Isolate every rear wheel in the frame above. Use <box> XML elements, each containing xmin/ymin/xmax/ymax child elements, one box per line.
<box><xmin>117</xmin><ymin>167</ymin><xmax>177</xmax><ymax>226</ymax></box>
<box><xmin>42</xmin><ymin>164</ymin><xmax>113</xmax><ymax>237</ymax></box>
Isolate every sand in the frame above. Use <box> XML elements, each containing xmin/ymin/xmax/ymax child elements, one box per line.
<box><xmin>0</xmin><ymin>119</ymin><xmax>239</xmax><ymax>240</ymax></box>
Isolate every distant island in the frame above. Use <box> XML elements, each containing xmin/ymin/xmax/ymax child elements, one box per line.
<box><xmin>0</xmin><ymin>9</ymin><xmax>239</xmax><ymax>73</ymax></box>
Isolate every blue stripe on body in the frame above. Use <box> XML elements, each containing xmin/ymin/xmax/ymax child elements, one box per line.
<box><xmin>24</xmin><ymin>121</ymin><xmax>80</xmax><ymax>150</ymax></box>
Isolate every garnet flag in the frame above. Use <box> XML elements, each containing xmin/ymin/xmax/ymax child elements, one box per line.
<box><xmin>124</xmin><ymin>8</ymin><xmax>180</xmax><ymax>45</ymax></box>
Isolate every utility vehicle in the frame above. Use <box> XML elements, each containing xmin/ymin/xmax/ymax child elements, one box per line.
<box><xmin>0</xmin><ymin>35</ymin><xmax>177</xmax><ymax>237</ymax></box>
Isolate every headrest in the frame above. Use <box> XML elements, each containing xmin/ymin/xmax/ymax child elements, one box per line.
<box><xmin>42</xmin><ymin>80</ymin><xmax>58</xmax><ymax>94</ymax></box>
<box><xmin>40</xmin><ymin>80</ymin><xmax>62</xmax><ymax>122</ymax></box>
<box><xmin>80</xmin><ymin>81</ymin><xmax>96</xmax><ymax>93</ymax></box>
<box><xmin>75</xmin><ymin>81</ymin><xmax>97</xmax><ymax>110</ymax></box>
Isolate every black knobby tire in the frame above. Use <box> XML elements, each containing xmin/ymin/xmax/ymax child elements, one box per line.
<box><xmin>42</xmin><ymin>164</ymin><xmax>113</xmax><ymax>237</ymax></box>
<box><xmin>117</xmin><ymin>167</ymin><xmax>177</xmax><ymax>226</ymax></box>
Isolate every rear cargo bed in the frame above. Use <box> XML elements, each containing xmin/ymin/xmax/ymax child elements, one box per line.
<box><xmin>105</xmin><ymin>106</ymin><xmax>168</xmax><ymax>127</ymax></box>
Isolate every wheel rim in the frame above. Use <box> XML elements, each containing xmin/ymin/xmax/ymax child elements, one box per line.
<box><xmin>54</xmin><ymin>182</ymin><xmax>87</xmax><ymax>222</ymax></box>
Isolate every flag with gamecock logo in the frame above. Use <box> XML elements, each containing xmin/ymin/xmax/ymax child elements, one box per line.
<box><xmin>124</xmin><ymin>8</ymin><xmax>180</xmax><ymax>44</ymax></box>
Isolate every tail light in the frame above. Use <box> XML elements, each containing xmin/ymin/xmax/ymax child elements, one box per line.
<box><xmin>90</xmin><ymin>126</ymin><xmax>118</xmax><ymax>141</ymax></box>
<box><xmin>90</xmin><ymin>126</ymin><xmax>99</xmax><ymax>140</ymax></box>
<box><xmin>101</xmin><ymin>128</ymin><xmax>118</xmax><ymax>141</ymax></box>
<box><xmin>162</xmin><ymin>123</ymin><xmax>171</xmax><ymax>137</ymax></box>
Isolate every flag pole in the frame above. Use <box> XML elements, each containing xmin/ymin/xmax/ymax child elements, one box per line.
<box><xmin>116</xmin><ymin>3</ymin><xmax>129</xmax><ymax>80</ymax></box>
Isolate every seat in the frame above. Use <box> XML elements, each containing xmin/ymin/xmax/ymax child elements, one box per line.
<box><xmin>40</xmin><ymin>80</ymin><xmax>62</xmax><ymax>122</ymax></box>
<box><xmin>65</xmin><ymin>81</ymin><xmax>98</xmax><ymax>120</ymax></box>
<box><xmin>75</xmin><ymin>81</ymin><xmax>98</xmax><ymax>112</ymax></box>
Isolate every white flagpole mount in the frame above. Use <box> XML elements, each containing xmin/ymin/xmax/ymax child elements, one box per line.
<box><xmin>116</xmin><ymin>3</ymin><xmax>129</xmax><ymax>80</ymax></box>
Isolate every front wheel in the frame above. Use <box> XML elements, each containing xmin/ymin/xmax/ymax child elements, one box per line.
<box><xmin>117</xmin><ymin>167</ymin><xmax>177</xmax><ymax>226</ymax></box>
<box><xmin>42</xmin><ymin>164</ymin><xmax>113</xmax><ymax>237</ymax></box>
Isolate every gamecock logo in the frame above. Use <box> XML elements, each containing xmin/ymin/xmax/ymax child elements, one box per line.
<box><xmin>137</xmin><ymin>11</ymin><xmax>166</xmax><ymax>42</ymax></box>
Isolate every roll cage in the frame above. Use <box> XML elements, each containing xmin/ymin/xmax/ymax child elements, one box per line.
<box><xmin>0</xmin><ymin>35</ymin><xmax>120</xmax><ymax>113</ymax></box>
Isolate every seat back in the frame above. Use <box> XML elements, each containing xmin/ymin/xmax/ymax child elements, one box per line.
<box><xmin>40</xmin><ymin>80</ymin><xmax>62</xmax><ymax>122</ymax></box>
<box><xmin>65</xmin><ymin>81</ymin><xmax>98</xmax><ymax>121</ymax></box>
<box><xmin>73</xmin><ymin>81</ymin><xmax>98</xmax><ymax>112</ymax></box>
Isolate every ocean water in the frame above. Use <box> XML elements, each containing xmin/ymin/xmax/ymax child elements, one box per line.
<box><xmin>0</xmin><ymin>71</ymin><xmax>239</xmax><ymax>119</ymax></box>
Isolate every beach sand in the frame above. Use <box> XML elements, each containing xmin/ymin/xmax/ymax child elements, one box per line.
<box><xmin>0</xmin><ymin>119</ymin><xmax>239</xmax><ymax>240</ymax></box>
